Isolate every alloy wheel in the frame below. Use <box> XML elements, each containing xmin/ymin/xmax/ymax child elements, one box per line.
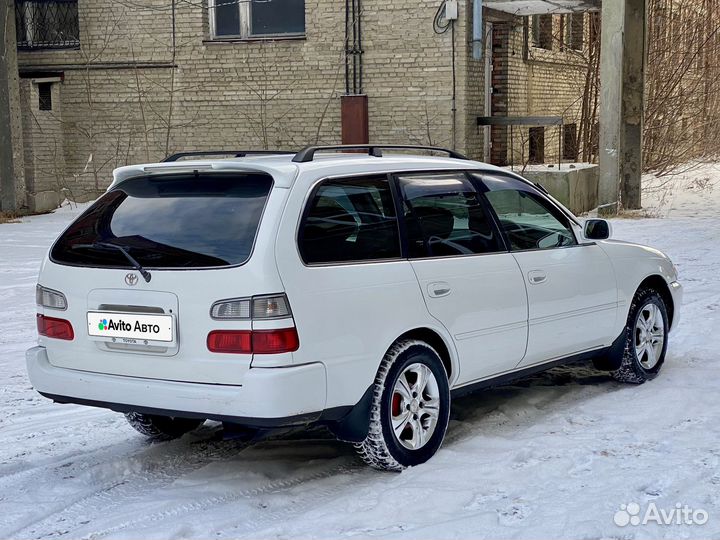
<box><xmin>390</xmin><ymin>362</ymin><xmax>441</xmax><ymax>450</ymax></box>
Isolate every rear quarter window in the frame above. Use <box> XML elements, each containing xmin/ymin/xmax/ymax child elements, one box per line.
<box><xmin>51</xmin><ymin>173</ymin><xmax>274</xmax><ymax>268</ymax></box>
<box><xmin>298</xmin><ymin>176</ymin><xmax>401</xmax><ymax>264</ymax></box>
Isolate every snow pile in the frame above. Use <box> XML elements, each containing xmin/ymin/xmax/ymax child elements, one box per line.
<box><xmin>0</xmin><ymin>173</ymin><xmax>719</xmax><ymax>539</ymax></box>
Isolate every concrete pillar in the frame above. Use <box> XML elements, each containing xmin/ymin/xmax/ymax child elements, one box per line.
<box><xmin>598</xmin><ymin>0</ymin><xmax>646</xmax><ymax>214</ymax></box>
<box><xmin>0</xmin><ymin>0</ymin><xmax>26</xmax><ymax>212</ymax></box>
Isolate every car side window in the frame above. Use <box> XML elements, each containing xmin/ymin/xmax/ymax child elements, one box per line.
<box><xmin>479</xmin><ymin>175</ymin><xmax>577</xmax><ymax>251</ymax></box>
<box><xmin>299</xmin><ymin>176</ymin><xmax>401</xmax><ymax>264</ymax></box>
<box><xmin>396</xmin><ymin>172</ymin><xmax>504</xmax><ymax>258</ymax></box>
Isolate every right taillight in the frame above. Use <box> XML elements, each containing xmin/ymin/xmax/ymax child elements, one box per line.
<box><xmin>37</xmin><ymin>314</ymin><xmax>74</xmax><ymax>340</ymax></box>
<box><xmin>207</xmin><ymin>328</ymin><xmax>299</xmax><ymax>354</ymax></box>
<box><xmin>208</xmin><ymin>294</ymin><xmax>298</xmax><ymax>354</ymax></box>
<box><xmin>252</xmin><ymin>328</ymin><xmax>300</xmax><ymax>354</ymax></box>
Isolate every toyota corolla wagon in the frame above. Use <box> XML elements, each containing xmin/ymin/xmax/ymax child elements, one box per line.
<box><xmin>27</xmin><ymin>145</ymin><xmax>682</xmax><ymax>471</ymax></box>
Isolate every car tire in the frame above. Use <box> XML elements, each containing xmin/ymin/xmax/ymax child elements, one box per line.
<box><xmin>124</xmin><ymin>412</ymin><xmax>205</xmax><ymax>440</ymax></box>
<box><xmin>355</xmin><ymin>339</ymin><xmax>451</xmax><ymax>471</ymax></box>
<box><xmin>611</xmin><ymin>287</ymin><xmax>669</xmax><ymax>384</ymax></box>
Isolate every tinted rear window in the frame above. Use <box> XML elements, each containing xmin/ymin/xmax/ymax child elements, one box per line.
<box><xmin>51</xmin><ymin>173</ymin><xmax>273</xmax><ymax>268</ymax></box>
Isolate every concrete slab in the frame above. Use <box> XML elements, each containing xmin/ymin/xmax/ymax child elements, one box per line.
<box><xmin>504</xmin><ymin>163</ymin><xmax>599</xmax><ymax>214</ymax></box>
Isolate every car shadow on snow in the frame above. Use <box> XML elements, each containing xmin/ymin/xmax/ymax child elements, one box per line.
<box><xmin>142</xmin><ymin>360</ymin><xmax>621</xmax><ymax>467</ymax></box>
<box><xmin>78</xmin><ymin>358</ymin><xmax>626</xmax><ymax>488</ymax></box>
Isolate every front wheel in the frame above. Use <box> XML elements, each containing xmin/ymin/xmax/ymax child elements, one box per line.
<box><xmin>611</xmin><ymin>287</ymin><xmax>669</xmax><ymax>384</ymax></box>
<box><xmin>355</xmin><ymin>340</ymin><xmax>451</xmax><ymax>471</ymax></box>
<box><xmin>124</xmin><ymin>412</ymin><xmax>204</xmax><ymax>440</ymax></box>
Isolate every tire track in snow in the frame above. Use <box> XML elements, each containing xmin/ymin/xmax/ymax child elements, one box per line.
<box><xmin>0</xmin><ymin>407</ymin><xmax>109</xmax><ymax>440</ymax></box>
<box><xmin>82</xmin><ymin>458</ymin><xmax>363</xmax><ymax>540</ymax></box>
<box><xmin>226</xmin><ymin>464</ymin><xmax>366</xmax><ymax>539</ymax></box>
<box><xmin>0</xmin><ymin>440</ymin><xmax>131</xmax><ymax>485</ymax></box>
<box><xmin>7</xmin><ymin>433</ymin><xmax>247</xmax><ymax>540</ymax></box>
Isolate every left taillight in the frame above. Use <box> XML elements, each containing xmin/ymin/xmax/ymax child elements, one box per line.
<box><xmin>207</xmin><ymin>328</ymin><xmax>299</xmax><ymax>355</ymax></box>
<box><xmin>37</xmin><ymin>314</ymin><xmax>74</xmax><ymax>340</ymax></box>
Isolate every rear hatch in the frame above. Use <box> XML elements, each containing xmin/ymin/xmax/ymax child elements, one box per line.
<box><xmin>37</xmin><ymin>171</ymin><xmax>287</xmax><ymax>385</ymax></box>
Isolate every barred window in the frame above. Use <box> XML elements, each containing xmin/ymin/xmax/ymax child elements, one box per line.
<box><xmin>563</xmin><ymin>123</ymin><xmax>578</xmax><ymax>161</ymax></box>
<box><xmin>568</xmin><ymin>13</ymin><xmax>584</xmax><ymax>51</ymax></box>
<box><xmin>529</xmin><ymin>127</ymin><xmax>545</xmax><ymax>164</ymax></box>
<box><xmin>38</xmin><ymin>82</ymin><xmax>53</xmax><ymax>111</ymax></box>
<box><xmin>15</xmin><ymin>0</ymin><xmax>79</xmax><ymax>50</ymax></box>
<box><xmin>532</xmin><ymin>14</ymin><xmax>553</xmax><ymax>50</ymax></box>
<box><xmin>210</xmin><ymin>0</ymin><xmax>305</xmax><ymax>39</ymax></box>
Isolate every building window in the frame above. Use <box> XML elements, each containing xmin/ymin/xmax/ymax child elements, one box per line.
<box><xmin>210</xmin><ymin>0</ymin><xmax>305</xmax><ymax>39</ymax></box>
<box><xmin>15</xmin><ymin>0</ymin><xmax>79</xmax><ymax>50</ymax></box>
<box><xmin>529</xmin><ymin>127</ymin><xmax>545</xmax><ymax>164</ymax></box>
<box><xmin>38</xmin><ymin>82</ymin><xmax>53</xmax><ymax>111</ymax></box>
<box><xmin>563</xmin><ymin>123</ymin><xmax>578</xmax><ymax>160</ymax></box>
<box><xmin>532</xmin><ymin>15</ymin><xmax>553</xmax><ymax>50</ymax></box>
<box><xmin>568</xmin><ymin>13</ymin><xmax>584</xmax><ymax>50</ymax></box>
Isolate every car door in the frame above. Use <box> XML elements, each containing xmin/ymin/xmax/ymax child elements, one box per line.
<box><xmin>277</xmin><ymin>174</ymin><xmax>435</xmax><ymax>411</ymax></box>
<box><xmin>396</xmin><ymin>171</ymin><xmax>528</xmax><ymax>385</ymax></box>
<box><xmin>476</xmin><ymin>172</ymin><xmax>618</xmax><ymax>367</ymax></box>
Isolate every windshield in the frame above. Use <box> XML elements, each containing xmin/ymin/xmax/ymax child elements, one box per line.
<box><xmin>51</xmin><ymin>172</ymin><xmax>274</xmax><ymax>268</ymax></box>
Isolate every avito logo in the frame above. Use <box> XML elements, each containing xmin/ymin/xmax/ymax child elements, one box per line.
<box><xmin>98</xmin><ymin>318</ymin><xmax>161</xmax><ymax>334</ymax></box>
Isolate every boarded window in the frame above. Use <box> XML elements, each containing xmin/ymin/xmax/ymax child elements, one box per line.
<box><xmin>529</xmin><ymin>127</ymin><xmax>545</xmax><ymax>164</ymax></box>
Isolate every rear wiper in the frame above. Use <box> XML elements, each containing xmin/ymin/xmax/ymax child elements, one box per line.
<box><xmin>71</xmin><ymin>242</ymin><xmax>152</xmax><ymax>283</ymax></box>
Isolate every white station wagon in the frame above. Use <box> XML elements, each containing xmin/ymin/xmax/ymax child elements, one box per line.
<box><xmin>27</xmin><ymin>145</ymin><xmax>682</xmax><ymax>471</ymax></box>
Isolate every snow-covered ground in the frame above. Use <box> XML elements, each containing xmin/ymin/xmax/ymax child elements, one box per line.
<box><xmin>1</xmin><ymin>164</ymin><xmax>719</xmax><ymax>539</ymax></box>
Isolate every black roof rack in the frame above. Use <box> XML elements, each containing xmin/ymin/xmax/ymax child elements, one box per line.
<box><xmin>162</xmin><ymin>150</ymin><xmax>294</xmax><ymax>162</ymax></box>
<box><xmin>291</xmin><ymin>145</ymin><xmax>469</xmax><ymax>163</ymax></box>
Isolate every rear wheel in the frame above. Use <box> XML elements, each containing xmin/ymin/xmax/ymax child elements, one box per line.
<box><xmin>611</xmin><ymin>287</ymin><xmax>669</xmax><ymax>384</ymax></box>
<box><xmin>124</xmin><ymin>412</ymin><xmax>204</xmax><ymax>440</ymax></box>
<box><xmin>355</xmin><ymin>340</ymin><xmax>450</xmax><ymax>471</ymax></box>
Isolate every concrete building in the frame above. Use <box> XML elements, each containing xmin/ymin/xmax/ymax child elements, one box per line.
<box><xmin>3</xmin><ymin>0</ymin><xmax>633</xmax><ymax>212</ymax></box>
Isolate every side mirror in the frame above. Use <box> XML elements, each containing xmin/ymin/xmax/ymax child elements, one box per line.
<box><xmin>584</xmin><ymin>219</ymin><xmax>612</xmax><ymax>240</ymax></box>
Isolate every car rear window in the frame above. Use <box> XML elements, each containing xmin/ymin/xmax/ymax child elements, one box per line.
<box><xmin>51</xmin><ymin>173</ymin><xmax>273</xmax><ymax>268</ymax></box>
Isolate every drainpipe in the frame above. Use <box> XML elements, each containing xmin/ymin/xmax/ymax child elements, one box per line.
<box><xmin>472</xmin><ymin>0</ymin><xmax>483</xmax><ymax>60</ymax></box>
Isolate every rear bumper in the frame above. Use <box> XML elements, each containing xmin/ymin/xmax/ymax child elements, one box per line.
<box><xmin>26</xmin><ymin>346</ymin><xmax>328</xmax><ymax>427</ymax></box>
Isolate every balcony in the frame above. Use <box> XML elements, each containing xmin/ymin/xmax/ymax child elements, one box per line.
<box><xmin>15</xmin><ymin>0</ymin><xmax>80</xmax><ymax>50</ymax></box>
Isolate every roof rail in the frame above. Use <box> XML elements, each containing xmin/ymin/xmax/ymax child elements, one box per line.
<box><xmin>291</xmin><ymin>145</ymin><xmax>469</xmax><ymax>163</ymax></box>
<box><xmin>162</xmin><ymin>150</ymin><xmax>294</xmax><ymax>162</ymax></box>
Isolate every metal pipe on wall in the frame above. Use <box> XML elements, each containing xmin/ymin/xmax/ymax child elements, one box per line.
<box><xmin>472</xmin><ymin>0</ymin><xmax>483</xmax><ymax>60</ymax></box>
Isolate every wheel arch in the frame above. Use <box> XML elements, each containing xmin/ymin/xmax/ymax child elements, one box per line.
<box><xmin>637</xmin><ymin>274</ymin><xmax>675</xmax><ymax>328</ymax></box>
<box><xmin>595</xmin><ymin>273</ymin><xmax>675</xmax><ymax>372</ymax></box>
<box><xmin>393</xmin><ymin>327</ymin><xmax>457</xmax><ymax>385</ymax></box>
<box><xmin>327</xmin><ymin>325</ymin><xmax>457</xmax><ymax>444</ymax></box>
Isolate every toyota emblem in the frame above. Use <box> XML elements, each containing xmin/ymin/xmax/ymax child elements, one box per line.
<box><xmin>125</xmin><ymin>273</ymin><xmax>139</xmax><ymax>286</ymax></box>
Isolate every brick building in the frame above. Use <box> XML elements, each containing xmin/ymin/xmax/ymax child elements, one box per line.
<box><xmin>12</xmin><ymin>0</ymin><xmax>591</xmax><ymax>210</ymax></box>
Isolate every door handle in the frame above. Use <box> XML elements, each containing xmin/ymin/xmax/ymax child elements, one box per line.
<box><xmin>428</xmin><ymin>282</ymin><xmax>452</xmax><ymax>298</ymax></box>
<box><xmin>528</xmin><ymin>270</ymin><xmax>547</xmax><ymax>285</ymax></box>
